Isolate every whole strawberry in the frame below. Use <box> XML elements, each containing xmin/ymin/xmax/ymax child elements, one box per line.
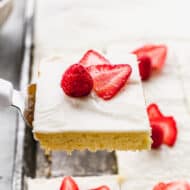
<box><xmin>61</xmin><ymin>64</ymin><xmax>93</xmax><ymax>97</ymax></box>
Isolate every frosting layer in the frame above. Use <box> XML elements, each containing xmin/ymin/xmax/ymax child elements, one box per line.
<box><xmin>33</xmin><ymin>54</ymin><xmax>150</xmax><ymax>134</ymax></box>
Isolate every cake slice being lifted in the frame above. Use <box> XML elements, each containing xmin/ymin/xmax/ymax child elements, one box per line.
<box><xmin>33</xmin><ymin>50</ymin><xmax>151</xmax><ymax>151</ymax></box>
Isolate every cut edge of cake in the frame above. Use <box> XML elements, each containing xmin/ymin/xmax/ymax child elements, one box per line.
<box><xmin>34</xmin><ymin>131</ymin><xmax>151</xmax><ymax>152</ymax></box>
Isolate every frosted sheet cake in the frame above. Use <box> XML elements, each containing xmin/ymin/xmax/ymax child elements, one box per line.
<box><xmin>33</xmin><ymin>52</ymin><xmax>151</xmax><ymax>151</ymax></box>
<box><xmin>28</xmin><ymin>0</ymin><xmax>190</xmax><ymax>189</ymax></box>
<box><xmin>28</xmin><ymin>42</ymin><xmax>190</xmax><ymax>190</ymax></box>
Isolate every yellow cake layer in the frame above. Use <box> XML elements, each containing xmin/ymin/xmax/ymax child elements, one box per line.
<box><xmin>34</xmin><ymin>131</ymin><xmax>151</xmax><ymax>152</ymax></box>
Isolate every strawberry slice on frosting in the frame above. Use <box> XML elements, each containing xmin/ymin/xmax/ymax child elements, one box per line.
<box><xmin>147</xmin><ymin>103</ymin><xmax>177</xmax><ymax>148</ymax></box>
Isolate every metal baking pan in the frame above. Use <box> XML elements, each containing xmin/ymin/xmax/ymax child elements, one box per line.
<box><xmin>12</xmin><ymin>1</ymin><xmax>117</xmax><ymax>190</ymax></box>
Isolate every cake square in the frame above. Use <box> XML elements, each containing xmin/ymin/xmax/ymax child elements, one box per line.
<box><xmin>33</xmin><ymin>53</ymin><xmax>151</xmax><ymax>151</ymax></box>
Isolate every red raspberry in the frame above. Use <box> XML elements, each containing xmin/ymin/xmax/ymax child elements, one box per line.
<box><xmin>61</xmin><ymin>64</ymin><xmax>93</xmax><ymax>97</ymax></box>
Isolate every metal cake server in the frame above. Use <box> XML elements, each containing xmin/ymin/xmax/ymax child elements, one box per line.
<box><xmin>0</xmin><ymin>0</ymin><xmax>35</xmax><ymax>128</ymax></box>
<box><xmin>0</xmin><ymin>78</ymin><xmax>33</xmax><ymax>127</ymax></box>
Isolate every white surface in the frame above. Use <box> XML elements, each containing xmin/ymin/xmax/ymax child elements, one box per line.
<box><xmin>27</xmin><ymin>176</ymin><xmax>120</xmax><ymax>190</ymax></box>
<box><xmin>0</xmin><ymin>79</ymin><xmax>13</xmax><ymax>108</ymax></box>
<box><xmin>33</xmin><ymin>54</ymin><xmax>149</xmax><ymax>133</ymax></box>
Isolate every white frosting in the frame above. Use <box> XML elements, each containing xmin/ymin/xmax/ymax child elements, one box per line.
<box><xmin>26</xmin><ymin>176</ymin><xmax>120</xmax><ymax>190</ymax></box>
<box><xmin>33</xmin><ymin>54</ymin><xmax>149</xmax><ymax>133</ymax></box>
<box><xmin>35</xmin><ymin>0</ymin><xmax>190</xmax><ymax>51</ymax></box>
<box><xmin>171</xmin><ymin>43</ymin><xmax>190</xmax><ymax>112</ymax></box>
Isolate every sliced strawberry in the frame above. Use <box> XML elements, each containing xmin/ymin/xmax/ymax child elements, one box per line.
<box><xmin>87</xmin><ymin>64</ymin><xmax>132</xmax><ymax>100</ymax></box>
<box><xmin>60</xmin><ymin>176</ymin><xmax>79</xmax><ymax>190</ymax></box>
<box><xmin>147</xmin><ymin>103</ymin><xmax>163</xmax><ymax>120</ymax></box>
<box><xmin>133</xmin><ymin>44</ymin><xmax>167</xmax><ymax>69</ymax></box>
<box><xmin>147</xmin><ymin>103</ymin><xmax>177</xmax><ymax>147</ymax></box>
<box><xmin>153</xmin><ymin>182</ymin><xmax>167</xmax><ymax>190</ymax></box>
<box><xmin>165</xmin><ymin>181</ymin><xmax>190</xmax><ymax>190</ymax></box>
<box><xmin>79</xmin><ymin>50</ymin><xmax>110</xmax><ymax>67</ymax></box>
<box><xmin>90</xmin><ymin>185</ymin><xmax>110</xmax><ymax>190</ymax></box>
<box><xmin>150</xmin><ymin>116</ymin><xmax>177</xmax><ymax>147</ymax></box>
<box><xmin>151</xmin><ymin>124</ymin><xmax>164</xmax><ymax>149</ymax></box>
<box><xmin>138</xmin><ymin>55</ymin><xmax>152</xmax><ymax>81</ymax></box>
<box><xmin>153</xmin><ymin>181</ymin><xmax>190</xmax><ymax>190</ymax></box>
